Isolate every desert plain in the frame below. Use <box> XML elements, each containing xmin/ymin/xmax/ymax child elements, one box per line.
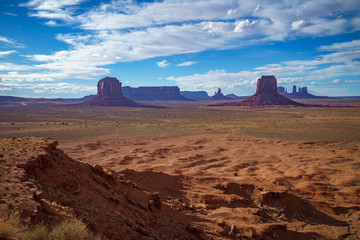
<box><xmin>0</xmin><ymin>99</ymin><xmax>360</xmax><ymax>239</ymax></box>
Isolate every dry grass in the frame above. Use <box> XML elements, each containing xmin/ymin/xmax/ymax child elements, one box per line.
<box><xmin>49</xmin><ymin>220</ymin><xmax>101</xmax><ymax>240</ymax></box>
<box><xmin>23</xmin><ymin>224</ymin><xmax>48</xmax><ymax>240</ymax></box>
<box><xmin>0</xmin><ymin>217</ymin><xmax>100</xmax><ymax>240</ymax></box>
<box><xmin>0</xmin><ymin>215</ymin><xmax>23</xmax><ymax>240</ymax></box>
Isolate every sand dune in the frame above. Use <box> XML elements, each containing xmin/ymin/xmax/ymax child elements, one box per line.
<box><xmin>62</xmin><ymin>133</ymin><xmax>360</xmax><ymax>239</ymax></box>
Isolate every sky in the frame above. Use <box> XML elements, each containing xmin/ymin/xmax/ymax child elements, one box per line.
<box><xmin>0</xmin><ymin>0</ymin><xmax>360</xmax><ymax>98</ymax></box>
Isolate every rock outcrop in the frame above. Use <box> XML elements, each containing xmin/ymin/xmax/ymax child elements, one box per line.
<box><xmin>122</xmin><ymin>86</ymin><xmax>191</xmax><ymax>101</ymax></box>
<box><xmin>210</xmin><ymin>76</ymin><xmax>303</xmax><ymax>106</ymax></box>
<box><xmin>0</xmin><ymin>137</ymin><xmax>201</xmax><ymax>239</ymax></box>
<box><xmin>279</xmin><ymin>85</ymin><xmax>321</xmax><ymax>99</ymax></box>
<box><xmin>256</xmin><ymin>76</ymin><xmax>277</xmax><ymax>94</ymax></box>
<box><xmin>210</xmin><ymin>88</ymin><xmax>231</xmax><ymax>100</ymax></box>
<box><xmin>180</xmin><ymin>91</ymin><xmax>210</xmax><ymax>99</ymax></box>
<box><xmin>85</xmin><ymin>77</ymin><xmax>137</xmax><ymax>106</ymax></box>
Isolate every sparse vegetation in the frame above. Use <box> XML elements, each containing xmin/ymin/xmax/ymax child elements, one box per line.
<box><xmin>23</xmin><ymin>224</ymin><xmax>48</xmax><ymax>240</ymax></box>
<box><xmin>0</xmin><ymin>102</ymin><xmax>359</xmax><ymax>141</ymax></box>
<box><xmin>49</xmin><ymin>220</ymin><xmax>101</xmax><ymax>240</ymax></box>
<box><xmin>0</xmin><ymin>215</ymin><xmax>23</xmax><ymax>240</ymax></box>
<box><xmin>1</xmin><ymin>217</ymin><xmax>100</xmax><ymax>240</ymax></box>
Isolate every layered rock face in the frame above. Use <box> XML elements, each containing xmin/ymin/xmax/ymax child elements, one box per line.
<box><xmin>122</xmin><ymin>86</ymin><xmax>190</xmax><ymax>101</ymax></box>
<box><xmin>85</xmin><ymin>77</ymin><xmax>137</xmax><ymax>106</ymax></box>
<box><xmin>180</xmin><ymin>91</ymin><xmax>209</xmax><ymax>99</ymax></box>
<box><xmin>256</xmin><ymin>75</ymin><xmax>277</xmax><ymax>94</ymax></box>
<box><xmin>97</xmin><ymin>77</ymin><xmax>122</xmax><ymax>96</ymax></box>
<box><xmin>210</xmin><ymin>75</ymin><xmax>303</xmax><ymax>106</ymax></box>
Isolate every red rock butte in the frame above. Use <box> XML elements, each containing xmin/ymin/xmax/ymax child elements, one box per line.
<box><xmin>211</xmin><ymin>75</ymin><xmax>304</xmax><ymax>107</ymax></box>
<box><xmin>256</xmin><ymin>75</ymin><xmax>277</xmax><ymax>94</ymax></box>
<box><xmin>85</xmin><ymin>77</ymin><xmax>137</xmax><ymax>106</ymax></box>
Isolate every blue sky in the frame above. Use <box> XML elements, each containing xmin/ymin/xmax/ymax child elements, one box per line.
<box><xmin>0</xmin><ymin>0</ymin><xmax>360</xmax><ymax>98</ymax></box>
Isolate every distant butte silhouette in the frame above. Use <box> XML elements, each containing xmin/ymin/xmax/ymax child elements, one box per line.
<box><xmin>85</xmin><ymin>77</ymin><xmax>137</xmax><ymax>106</ymax></box>
<box><xmin>210</xmin><ymin>88</ymin><xmax>231</xmax><ymax>100</ymax></box>
<box><xmin>211</xmin><ymin>75</ymin><xmax>304</xmax><ymax>106</ymax></box>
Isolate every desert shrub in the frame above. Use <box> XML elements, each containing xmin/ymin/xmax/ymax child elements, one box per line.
<box><xmin>0</xmin><ymin>215</ymin><xmax>23</xmax><ymax>240</ymax></box>
<box><xmin>0</xmin><ymin>217</ymin><xmax>100</xmax><ymax>240</ymax></box>
<box><xmin>23</xmin><ymin>224</ymin><xmax>49</xmax><ymax>240</ymax></box>
<box><xmin>49</xmin><ymin>220</ymin><xmax>100</xmax><ymax>240</ymax></box>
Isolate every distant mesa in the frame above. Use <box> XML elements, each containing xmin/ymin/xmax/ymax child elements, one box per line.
<box><xmin>278</xmin><ymin>85</ymin><xmax>322</xmax><ymax>99</ymax></box>
<box><xmin>180</xmin><ymin>91</ymin><xmax>209</xmax><ymax>99</ymax></box>
<box><xmin>211</xmin><ymin>75</ymin><xmax>304</xmax><ymax>106</ymax></box>
<box><xmin>122</xmin><ymin>86</ymin><xmax>191</xmax><ymax>101</ymax></box>
<box><xmin>210</xmin><ymin>88</ymin><xmax>232</xmax><ymax>100</ymax></box>
<box><xmin>85</xmin><ymin>77</ymin><xmax>137</xmax><ymax>106</ymax></box>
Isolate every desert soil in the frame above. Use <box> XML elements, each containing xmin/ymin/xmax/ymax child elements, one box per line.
<box><xmin>1</xmin><ymin>100</ymin><xmax>360</xmax><ymax>239</ymax></box>
<box><xmin>61</xmin><ymin>132</ymin><xmax>360</xmax><ymax>239</ymax></box>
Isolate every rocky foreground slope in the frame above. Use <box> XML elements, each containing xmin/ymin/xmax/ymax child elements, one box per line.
<box><xmin>1</xmin><ymin>136</ymin><xmax>360</xmax><ymax>239</ymax></box>
<box><xmin>0</xmin><ymin>137</ymin><xmax>201</xmax><ymax>239</ymax></box>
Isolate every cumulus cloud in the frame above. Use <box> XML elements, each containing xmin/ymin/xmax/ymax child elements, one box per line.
<box><xmin>177</xmin><ymin>61</ymin><xmax>197</xmax><ymax>67</ymax></box>
<box><xmin>234</xmin><ymin>19</ymin><xmax>258</xmax><ymax>32</ymax></box>
<box><xmin>157</xmin><ymin>60</ymin><xmax>170</xmax><ymax>68</ymax></box>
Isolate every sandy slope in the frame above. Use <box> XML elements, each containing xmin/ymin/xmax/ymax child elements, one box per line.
<box><xmin>62</xmin><ymin>133</ymin><xmax>360</xmax><ymax>239</ymax></box>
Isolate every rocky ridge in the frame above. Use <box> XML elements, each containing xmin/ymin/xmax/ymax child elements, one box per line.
<box><xmin>0</xmin><ymin>137</ymin><xmax>201</xmax><ymax>239</ymax></box>
<box><xmin>122</xmin><ymin>86</ymin><xmax>190</xmax><ymax>101</ymax></box>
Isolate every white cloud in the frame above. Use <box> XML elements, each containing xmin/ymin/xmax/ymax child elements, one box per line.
<box><xmin>328</xmin><ymin>79</ymin><xmax>342</xmax><ymax>84</ymax></box>
<box><xmin>45</xmin><ymin>20</ymin><xmax>58</xmax><ymax>26</ymax></box>
<box><xmin>4</xmin><ymin>12</ymin><xmax>18</xmax><ymax>17</ymax></box>
<box><xmin>0</xmin><ymin>87</ymin><xmax>12</xmax><ymax>91</ymax></box>
<box><xmin>157</xmin><ymin>60</ymin><xmax>170</xmax><ymax>68</ymax></box>
<box><xmin>167</xmin><ymin>69</ymin><xmax>259</xmax><ymax>93</ymax></box>
<box><xmin>318</xmin><ymin>39</ymin><xmax>360</xmax><ymax>51</ymax></box>
<box><xmin>31</xmin><ymin>82</ymin><xmax>95</xmax><ymax>94</ymax></box>
<box><xmin>177</xmin><ymin>61</ymin><xmax>197</xmax><ymax>67</ymax></box>
<box><xmin>22</xmin><ymin>0</ymin><xmax>84</xmax><ymax>11</ymax></box>
<box><xmin>166</xmin><ymin>39</ymin><xmax>360</xmax><ymax>92</ymax></box>
<box><xmin>234</xmin><ymin>19</ymin><xmax>257</xmax><ymax>32</ymax></box>
<box><xmin>291</xmin><ymin>20</ymin><xmax>314</xmax><ymax>30</ymax></box>
<box><xmin>14</xmin><ymin>0</ymin><xmax>360</xmax><ymax>87</ymax></box>
<box><xmin>0</xmin><ymin>36</ymin><xmax>15</xmax><ymax>44</ymax></box>
<box><xmin>0</xmin><ymin>77</ymin><xmax>96</xmax><ymax>95</ymax></box>
<box><xmin>0</xmin><ymin>63</ymin><xmax>35</xmax><ymax>71</ymax></box>
<box><xmin>0</xmin><ymin>50</ymin><xmax>17</xmax><ymax>58</ymax></box>
<box><xmin>21</xmin><ymin>0</ymin><xmax>84</xmax><ymax>23</ymax></box>
<box><xmin>345</xmin><ymin>80</ymin><xmax>360</xmax><ymax>84</ymax></box>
